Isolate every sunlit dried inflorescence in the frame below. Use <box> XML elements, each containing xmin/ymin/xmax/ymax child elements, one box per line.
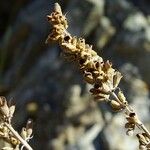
<box><xmin>0</xmin><ymin>96</ymin><xmax>33</xmax><ymax>150</ymax></box>
<box><xmin>46</xmin><ymin>3</ymin><xmax>150</xmax><ymax>149</ymax></box>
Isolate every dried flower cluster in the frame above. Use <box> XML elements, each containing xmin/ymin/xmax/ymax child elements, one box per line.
<box><xmin>0</xmin><ymin>96</ymin><xmax>33</xmax><ymax>150</ymax></box>
<box><xmin>46</xmin><ymin>3</ymin><xmax>150</xmax><ymax>150</ymax></box>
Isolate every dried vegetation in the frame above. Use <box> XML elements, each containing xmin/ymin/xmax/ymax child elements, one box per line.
<box><xmin>46</xmin><ymin>3</ymin><xmax>150</xmax><ymax>150</ymax></box>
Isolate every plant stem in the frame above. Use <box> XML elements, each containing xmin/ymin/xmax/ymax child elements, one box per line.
<box><xmin>4</xmin><ymin>123</ymin><xmax>33</xmax><ymax>150</ymax></box>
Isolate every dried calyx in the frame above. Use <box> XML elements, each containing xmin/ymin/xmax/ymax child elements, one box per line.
<box><xmin>46</xmin><ymin>3</ymin><xmax>150</xmax><ymax>149</ymax></box>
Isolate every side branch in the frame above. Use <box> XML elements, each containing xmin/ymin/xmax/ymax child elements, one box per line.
<box><xmin>4</xmin><ymin>123</ymin><xmax>33</xmax><ymax>150</ymax></box>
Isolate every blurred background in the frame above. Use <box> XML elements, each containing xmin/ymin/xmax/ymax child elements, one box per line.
<box><xmin>0</xmin><ymin>0</ymin><xmax>150</xmax><ymax>149</ymax></box>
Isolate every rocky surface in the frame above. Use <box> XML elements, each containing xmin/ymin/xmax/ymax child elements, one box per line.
<box><xmin>0</xmin><ymin>0</ymin><xmax>150</xmax><ymax>150</ymax></box>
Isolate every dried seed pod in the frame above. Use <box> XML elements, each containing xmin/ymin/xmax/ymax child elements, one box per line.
<box><xmin>102</xmin><ymin>82</ymin><xmax>111</xmax><ymax>92</ymax></box>
<box><xmin>113</xmin><ymin>71</ymin><xmax>122</xmax><ymax>88</ymax></box>
<box><xmin>126</xmin><ymin>112</ymin><xmax>141</xmax><ymax>124</ymax></box>
<box><xmin>118</xmin><ymin>90</ymin><xmax>126</xmax><ymax>103</ymax></box>
<box><xmin>110</xmin><ymin>100</ymin><xmax>122</xmax><ymax>111</ymax></box>
<box><xmin>94</xmin><ymin>83</ymin><xmax>110</xmax><ymax>95</ymax></box>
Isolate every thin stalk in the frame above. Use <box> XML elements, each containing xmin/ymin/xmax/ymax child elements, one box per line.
<box><xmin>4</xmin><ymin>123</ymin><xmax>33</xmax><ymax>150</ymax></box>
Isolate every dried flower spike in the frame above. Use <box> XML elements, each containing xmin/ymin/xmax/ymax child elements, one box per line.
<box><xmin>46</xmin><ymin>3</ymin><xmax>150</xmax><ymax>149</ymax></box>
